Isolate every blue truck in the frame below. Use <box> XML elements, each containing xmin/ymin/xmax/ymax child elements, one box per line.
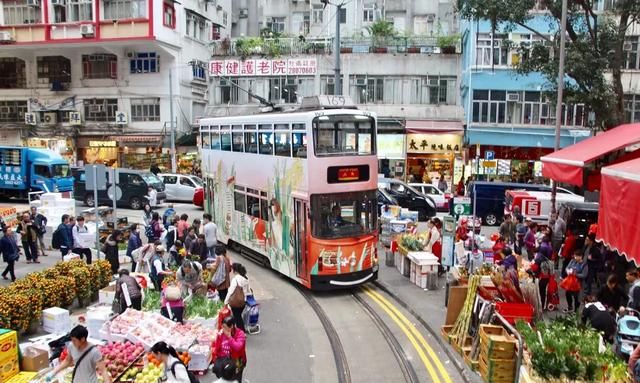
<box><xmin>0</xmin><ymin>147</ymin><xmax>73</xmax><ymax>198</ymax></box>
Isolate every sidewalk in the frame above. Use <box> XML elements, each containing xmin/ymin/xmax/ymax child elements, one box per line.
<box><xmin>375</xmin><ymin>260</ymin><xmax>483</xmax><ymax>383</ymax></box>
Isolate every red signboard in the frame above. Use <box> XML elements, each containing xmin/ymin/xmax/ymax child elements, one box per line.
<box><xmin>338</xmin><ymin>168</ymin><xmax>360</xmax><ymax>181</ymax></box>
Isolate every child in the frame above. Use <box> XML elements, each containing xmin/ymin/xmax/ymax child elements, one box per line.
<box><xmin>561</xmin><ymin>250</ymin><xmax>588</xmax><ymax>313</ymax></box>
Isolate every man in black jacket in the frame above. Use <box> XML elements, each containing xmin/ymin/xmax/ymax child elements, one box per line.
<box><xmin>1</xmin><ymin>227</ymin><xmax>20</xmax><ymax>281</ymax></box>
<box><xmin>30</xmin><ymin>206</ymin><xmax>48</xmax><ymax>257</ymax></box>
<box><xmin>584</xmin><ymin>233</ymin><xmax>603</xmax><ymax>295</ymax></box>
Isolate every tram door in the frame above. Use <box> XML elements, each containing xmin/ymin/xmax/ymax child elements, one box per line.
<box><xmin>293</xmin><ymin>199</ymin><xmax>308</xmax><ymax>280</ymax></box>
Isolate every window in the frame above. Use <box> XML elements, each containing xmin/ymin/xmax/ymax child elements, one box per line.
<box><xmin>83</xmin><ymin>98</ymin><xmax>118</xmax><ymax>122</ymax></box>
<box><xmin>131</xmin><ymin>98</ymin><xmax>160</xmax><ymax>122</ymax></box>
<box><xmin>624</xmin><ymin>36</ymin><xmax>639</xmax><ymax>70</ymax></box>
<box><xmin>219</xmin><ymin>79</ymin><xmax>239</xmax><ymax>104</ymax></box>
<box><xmin>311</xmin><ymin>191</ymin><xmax>377</xmax><ymax>239</ymax></box>
<box><xmin>313</xmin><ymin>114</ymin><xmax>375</xmax><ymax>156</ymax></box>
<box><xmin>274</xmin><ymin>125</ymin><xmax>291</xmax><ymax>157</ymax></box>
<box><xmin>265</xmin><ymin>76</ymin><xmax>313</xmax><ymax>103</ymax></box>
<box><xmin>339</xmin><ymin>8</ymin><xmax>347</xmax><ymax>24</ymax></box>
<box><xmin>180</xmin><ymin>177</ymin><xmax>195</xmax><ymax>187</ymax></box>
<box><xmin>192</xmin><ymin>63</ymin><xmax>206</xmax><ymax>81</ymax></box>
<box><xmin>312</xmin><ymin>5</ymin><xmax>323</xmax><ymax>24</ymax></box>
<box><xmin>186</xmin><ymin>11</ymin><xmax>208</xmax><ymax>41</ymax></box>
<box><xmin>244</xmin><ymin>125</ymin><xmax>257</xmax><ymax>153</ymax></box>
<box><xmin>220</xmin><ymin>126</ymin><xmax>231</xmax><ymax>151</ymax></box>
<box><xmin>104</xmin><ymin>0</ymin><xmax>145</xmax><ymax>19</ymax></box>
<box><xmin>292</xmin><ymin>125</ymin><xmax>307</xmax><ymax>158</ymax></box>
<box><xmin>624</xmin><ymin>94</ymin><xmax>640</xmax><ymax>123</ymax></box>
<box><xmin>321</xmin><ymin>75</ymin><xmax>343</xmax><ymax>96</ymax></box>
<box><xmin>34</xmin><ymin>165</ymin><xmax>50</xmax><ymax>178</ymax></box>
<box><xmin>351</xmin><ymin>76</ymin><xmax>384</xmax><ymax>104</ymax></box>
<box><xmin>223</xmin><ymin>11</ymin><xmax>228</xmax><ymax>26</ymax></box>
<box><xmin>472</xmin><ymin>90</ymin><xmax>506</xmax><ymax>124</ymax></box>
<box><xmin>211</xmin><ymin>25</ymin><xmax>221</xmax><ymax>40</ymax></box>
<box><xmin>267</xmin><ymin>17</ymin><xmax>285</xmax><ymax>33</ymax></box>
<box><xmin>201</xmin><ymin>131</ymin><xmax>211</xmax><ymax>149</ymax></box>
<box><xmin>476</xmin><ymin>33</ymin><xmax>508</xmax><ymax>67</ymax></box>
<box><xmin>363</xmin><ymin>3</ymin><xmax>375</xmax><ymax>22</ymax></box>
<box><xmin>55</xmin><ymin>0</ymin><xmax>92</xmax><ymax>22</ymax></box>
<box><xmin>234</xmin><ymin>186</ymin><xmax>246</xmax><ymax>212</ymax></box>
<box><xmin>129</xmin><ymin>52</ymin><xmax>159</xmax><ymax>74</ymax></box>
<box><xmin>82</xmin><ymin>54</ymin><xmax>117</xmax><ymax>79</ymax></box>
<box><xmin>2</xmin><ymin>0</ymin><xmax>41</xmax><ymax>24</ymax></box>
<box><xmin>125</xmin><ymin>174</ymin><xmax>144</xmax><ymax>186</ymax></box>
<box><xmin>259</xmin><ymin>125</ymin><xmax>273</xmax><ymax>155</ymax></box>
<box><xmin>37</xmin><ymin>56</ymin><xmax>71</xmax><ymax>84</ymax></box>
<box><xmin>232</xmin><ymin>126</ymin><xmax>243</xmax><ymax>152</ymax></box>
<box><xmin>162</xmin><ymin>175</ymin><xmax>177</xmax><ymax>184</ymax></box>
<box><xmin>0</xmin><ymin>100</ymin><xmax>28</xmax><ymax>123</ymax></box>
<box><xmin>0</xmin><ymin>58</ymin><xmax>26</xmax><ymax>89</ymax></box>
<box><xmin>234</xmin><ymin>187</ymin><xmax>269</xmax><ymax>220</ymax></box>
<box><xmin>210</xmin><ymin>126</ymin><xmax>221</xmax><ymax>150</ymax></box>
<box><xmin>163</xmin><ymin>2</ymin><xmax>175</xmax><ymax>28</ymax></box>
<box><xmin>0</xmin><ymin>149</ymin><xmax>21</xmax><ymax>166</ymax></box>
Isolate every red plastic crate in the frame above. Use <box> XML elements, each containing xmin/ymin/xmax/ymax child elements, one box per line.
<box><xmin>495</xmin><ymin>302</ymin><xmax>534</xmax><ymax>325</ymax></box>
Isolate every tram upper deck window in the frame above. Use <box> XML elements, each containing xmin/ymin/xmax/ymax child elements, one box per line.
<box><xmin>313</xmin><ymin>115</ymin><xmax>375</xmax><ymax>157</ymax></box>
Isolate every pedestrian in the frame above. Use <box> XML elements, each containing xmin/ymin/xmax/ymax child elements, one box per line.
<box><xmin>71</xmin><ymin>216</ymin><xmax>92</xmax><ymax>264</ymax></box>
<box><xmin>150</xmin><ymin>212</ymin><xmax>164</xmax><ymax>242</ymax></box>
<box><xmin>150</xmin><ymin>245</ymin><xmax>172</xmax><ymax>291</ymax></box>
<box><xmin>624</xmin><ymin>268</ymin><xmax>640</xmax><ymax>312</ymax></box>
<box><xmin>597</xmin><ymin>274</ymin><xmax>628</xmax><ymax>311</ymax></box>
<box><xmin>1</xmin><ymin>227</ymin><xmax>20</xmax><ymax>282</ymax></box>
<box><xmin>104</xmin><ymin>230</ymin><xmax>122</xmax><ymax>275</ymax></box>
<box><xmin>514</xmin><ymin>215</ymin><xmax>526</xmax><ymax>253</ymax></box>
<box><xmin>142</xmin><ymin>203</ymin><xmax>154</xmax><ymax>226</ymax></box>
<box><xmin>581</xmin><ymin>298</ymin><xmax>616</xmax><ymax>343</ymax></box>
<box><xmin>115</xmin><ymin>269</ymin><xmax>143</xmax><ymax>313</ymax></box>
<box><xmin>160</xmin><ymin>284</ymin><xmax>185</xmax><ymax>324</ymax></box>
<box><xmin>512</xmin><ymin>205</ymin><xmax>523</xmax><ymax>223</ymax></box>
<box><xmin>165</xmin><ymin>217</ymin><xmax>179</xmax><ymax>250</ymax></box>
<box><xmin>212</xmin><ymin>316</ymin><xmax>247</xmax><ymax>383</ymax></box>
<box><xmin>56</xmin><ymin>214</ymin><xmax>73</xmax><ymax>259</ymax></box>
<box><xmin>203</xmin><ymin>213</ymin><xmax>218</xmax><ymax>256</ymax></box>
<box><xmin>146</xmin><ymin>186</ymin><xmax>158</xmax><ymax>208</ymax></box>
<box><xmin>524</xmin><ymin>221</ymin><xmax>537</xmax><ymax>260</ymax></box>
<box><xmin>47</xmin><ymin>325</ymin><xmax>110</xmax><ymax>383</ymax></box>
<box><xmin>30</xmin><ymin>206</ymin><xmax>47</xmax><ymax>257</ymax></box>
<box><xmin>533</xmin><ymin>246</ymin><xmax>554</xmax><ymax>309</ymax></box>
<box><xmin>183</xmin><ymin>227</ymin><xmax>197</xmax><ymax>255</ymax></box>
<box><xmin>150</xmin><ymin>163</ymin><xmax>161</xmax><ymax>176</ymax></box>
<box><xmin>127</xmin><ymin>223</ymin><xmax>143</xmax><ymax>272</ymax></box>
<box><xmin>176</xmin><ymin>259</ymin><xmax>205</xmax><ymax>296</ymax></box>
<box><xmin>163</xmin><ymin>204</ymin><xmax>176</xmax><ymax>229</ymax></box>
<box><xmin>549</xmin><ymin>212</ymin><xmax>566</xmax><ymax>256</ymax></box>
<box><xmin>560</xmin><ymin>229</ymin><xmax>578</xmax><ymax>277</ymax></box>
<box><xmin>561</xmin><ymin>249</ymin><xmax>588</xmax><ymax>313</ymax></box>
<box><xmin>499</xmin><ymin>214</ymin><xmax>516</xmax><ymax>244</ymax></box>
<box><xmin>190</xmin><ymin>234</ymin><xmax>209</xmax><ymax>264</ymax></box>
<box><xmin>225</xmin><ymin>263</ymin><xmax>250</xmax><ymax>331</ymax></box>
<box><xmin>209</xmin><ymin>244</ymin><xmax>232</xmax><ymax>301</ymax></box>
<box><xmin>170</xmin><ymin>240</ymin><xmax>187</xmax><ymax>267</ymax></box>
<box><xmin>192</xmin><ymin>218</ymin><xmax>202</xmax><ymax>236</ymax></box>
<box><xmin>177</xmin><ymin>214</ymin><xmax>189</xmax><ymax>241</ymax></box>
<box><xmin>584</xmin><ymin>233</ymin><xmax>603</xmax><ymax>295</ymax></box>
<box><xmin>150</xmin><ymin>342</ymin><xmax>191</xmax><ymax>383</ymax></box>
<box><xmin>456</xmin><ymin>176</ymin><xmax>465</xmax><ymax>196</ymax></box>
<box><xmin>438</xmin><ymin>174</ymin><xmax>448</xmax><ymax>192</ymax></box>
<box><xmin>17</xmin><ymin>213</ymin><xmax>39</xmax><ymax>263</ymax></box>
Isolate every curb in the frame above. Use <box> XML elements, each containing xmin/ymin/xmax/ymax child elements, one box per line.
<box><xmin>373</xmin><ymin>280</ymin><xmax>480</xmax><ymax>383</ymax></box>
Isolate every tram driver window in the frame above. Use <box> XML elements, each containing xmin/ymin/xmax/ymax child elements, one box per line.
<box><xmin>311</xmin><ymin>191</ymin><xmax>377</xmax><ymax>239</ymax></box>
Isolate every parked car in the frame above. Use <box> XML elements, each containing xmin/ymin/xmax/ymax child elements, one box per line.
<box><xmin>376</xmin><ymin>188</ymin><xmax>398</xmax><ymax>215</ymax></box>
<box><xmin>158</xmin><ymin>173</ymin><xmax>203</xmax><ymax>202</ymax></box>
<box><xmin>558</xmin><ymin>201</ymin><xmax>599</xmax><ymax>248</ymax></box>
<box><xmin>468</xmin><ymin>181</ymin><xmax>575</xmax><ymax>226</ymax></box>
<box><xmin>377</xmin><ymin>178</ymin><xmax>437</xmax><ymax>221</ymax></box>
<box><xmin>409</xmin><ymin>183</ymin><xmax>452</xmax><ymax>211</ymax></box>
<box><xmin>72</xmin><ymin>167</ymin><xmax>166</xmax><ymax>210</ymax></box>
<box><xmin>193</xmin><ymin>187</ymin><xmax>204</xmax><ymax>208</ymax></box>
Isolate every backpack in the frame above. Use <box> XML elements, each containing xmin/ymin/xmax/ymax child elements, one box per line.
<box><xmin>211</xmin><ymin>256</ymin><xmax>226</xmax><ymax>287</ymax></box>
<box><xmin>145</xmin><ymin>225</ymin><xmax>155</xmax><ymax>241</ymax></box>
<box><xmin>51</xmin><ymin>226</ymin><xmax>64</xmax><ymax>249</ymax></box>
<box><xmin>170</xmin><ymin>361</ymin><xmax>200</xmax><ymax>383</ymax></box>
<box><xmin>166</xmin><ymin>228</ymin><xmax>177</xmax><ymax>249</ymax></box>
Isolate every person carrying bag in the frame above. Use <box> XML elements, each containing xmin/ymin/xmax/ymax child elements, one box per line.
<box><xmin>224</xmin><ymin>263</ymin><xmax>249</xmax><ymax>331</ymax></box>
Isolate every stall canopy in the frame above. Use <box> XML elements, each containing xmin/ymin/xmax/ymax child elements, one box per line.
<box><xmin>541</xmin><ymin>123</ymin><xmax>640</xmax><ymax>186</ymax></box>
<box><xmin>597</xmin><ymin>157</ymin><xmax>640</xmax><ymax>264</ymax></box>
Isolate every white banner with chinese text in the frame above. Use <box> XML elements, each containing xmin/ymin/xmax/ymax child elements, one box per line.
<box><xmin>209</xmin><ymin>58</ymin><xmax>318</xmax><ymax>77</ymax></box>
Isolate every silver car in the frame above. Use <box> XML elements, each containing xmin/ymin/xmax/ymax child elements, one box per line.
<box><xmin>158</xmin><ymin>173</ymin><xmax>203</xmax><ymax>202</ymax></box>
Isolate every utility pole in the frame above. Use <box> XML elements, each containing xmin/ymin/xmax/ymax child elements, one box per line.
<box><xmin>334</xmin><ymin>3</ymin><xmax>342</xmax><ymax>95</ymax></box>
<box><xmin>169</xmin><ymin>69</ymin><xmax>176</xmax><ymax>173</ymax></box>
<box><xmin>551</xmin><ymin>0</ymin><xmax>568</xmax><ymax>215</ymax></box>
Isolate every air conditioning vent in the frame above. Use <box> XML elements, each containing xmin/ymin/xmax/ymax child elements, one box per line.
<box><xmin>27</xmin><ymin>0</ymin><xmax>39</xmax><ymax>7</ymax></box>
<box><xmin>51</xmin><ymin>0</ymin><xmax>65</xmax><ymax>6</ymax></box>
<box><xmin>0</xmin><ymin>31</ymin><xmax>14</xmax><ymax>43</ymax></box>
<box><xmin>239</xmin><ymin>8</ymin><xmax>248</xmax><ymax>18</ymax></box>
<box><xmin>507</xmin><ymin>93</ymin><xmax>520</xmax><ymax>102</ymax></box>
<box><xmin>80</xmin><ymin>24</ymin><xmax>94</xmax><ymax>37</ymax></box>
<box><xmin>355</xmin><ymin>78</ymin><xmax>366</xmax><ymax>86</ymax></box>
<box><xmin>43</xmin><ymin>112</ymin><xmax>57</xmax><ymax>125</ymax></box>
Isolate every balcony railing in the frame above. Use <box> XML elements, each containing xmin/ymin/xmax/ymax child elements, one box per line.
<box><xmin>212</xmin><ymin>36</ymin><xmax>456</xmax><ymax>57</ymax></box>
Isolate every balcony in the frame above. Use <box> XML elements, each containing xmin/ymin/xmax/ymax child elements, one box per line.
<box><xmin>212</xmin><ymin>36</ymin><xmax>457</xmax><ymax>57</ymax></box>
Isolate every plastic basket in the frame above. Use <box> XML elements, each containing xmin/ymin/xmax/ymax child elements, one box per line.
<box><xmin>495</xmin><ymin>302</ymin><xmax>534</xmax><ymax>325</ymax></box>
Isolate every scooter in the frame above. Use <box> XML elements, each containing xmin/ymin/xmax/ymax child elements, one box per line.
<box><xmin>614</xmin><ymin>308</ymin><xmax>640</xmax><ymax>360</ymax></box>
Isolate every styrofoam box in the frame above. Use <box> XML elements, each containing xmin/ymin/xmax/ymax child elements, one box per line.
<box><xmin>42</xmin><ymin>307</ymin><xmax>69</xmax><ymax>328</ymax></box>
<box><xmin>98</xmin><ymin>285</ymin><xmax>116</xmax><ymax>305</ymax></box>
<box><xmin>187</xmin><ymin>349</ymin><xmax>211</xmax><ymax>371</ymax></box>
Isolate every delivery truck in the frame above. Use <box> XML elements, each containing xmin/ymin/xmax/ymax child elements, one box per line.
<box><xmin>504</xmin><ymin>190</ymin><xmax>584</xmax><ymax>224</ymax></box>
<box><xmin>0</xmin><ymin>147</ymin><xmax>73</xmax><ymax>198</ymax></box>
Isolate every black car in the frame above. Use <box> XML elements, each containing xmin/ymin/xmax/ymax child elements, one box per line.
<box><xmin>558</xmin><ymin>201</ymin><xmax>599</xmax><ymax>247</ymax></box>
<box><xmin>377</xmin><ymin>178</ymin><xmax>436</xmax><ymax>221</ymax></box>
<box><xmin>376</xmin><ymin>188</ymin><xmax>398</xmax><ymax>215</ymax></box>
<box><xmin>71</xmin><ymin>167</ymin><xmax>166</xmax><ymax>209</ymax></box>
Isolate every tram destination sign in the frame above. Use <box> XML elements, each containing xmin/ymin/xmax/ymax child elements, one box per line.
<box><xmin>327</xmin><ymin>165</ymin><xmax>370</xmax><ymax>184</ymax></box>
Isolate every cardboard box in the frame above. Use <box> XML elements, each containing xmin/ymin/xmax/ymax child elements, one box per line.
<box><xmin>42</xmin><ymin>307</ymin><xmax>71</xmax><ymax>334</ymax></box>
<box><xmin>20</xmin><ymin>346</ymin><xmax>49</xmax><ymax>372</ymax></box>
<box><xmin>0</xmin><ymin>355</ymin><xmax>19</xmax><ymax>382</ymax></box>
<box><xmin>5</xmin><ymin>371</ymin><xmax>38</xmax><ymax>383</ymax></box>
<box><xmin>99</xmin><ymin>285</ymin><xmax>117</xmax><ymax>305</ymax></box>
<box><xmin>0</xmin><ymin>329</ymin><xmax>18</xmax><ymax>362</ymax></box>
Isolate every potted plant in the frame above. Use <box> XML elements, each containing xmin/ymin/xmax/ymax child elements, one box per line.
<box><xmin>437</xmin><ymin>34</ymin><xmax>459</xmax><ymax>54</ymax></box>
<box><xmin>220</xmin><ymin>37</ymin><xmax>231</xmax><ymax>55</ymax></box>
<box><xmin>366</xmin><ymin>20</ymin><xmax>396</xmax><ymax>53</ymax></box>
<box><xmin>405</xmin><ymin>33</ymin><xmax>420</xmax><ymax>53</ymax></box>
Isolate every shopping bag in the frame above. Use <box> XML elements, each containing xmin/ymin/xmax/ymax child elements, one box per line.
<box><xmin>559</xmin><ymin>274</ymin><xmax>581</xmax><ymax>292</ymax></box>
<box><xmin>217</xmin><ymin>306</ymin><xmax>232</xmax><ymax>330</ymax></box>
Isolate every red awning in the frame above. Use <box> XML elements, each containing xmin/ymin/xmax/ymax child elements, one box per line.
<box><xmin>597</xmin><ymin>157</ymin><xmax>640</xmax><ymax>264</ymax></box>
<box><xmin>405</xmin><ymin>120</ymin><xmax>463</xmax><ymax>134</ymax></box>
<box><xmin>541</xmin><ymin>123</ymin><xmax>640</xmax><ymax>186</ymax></box>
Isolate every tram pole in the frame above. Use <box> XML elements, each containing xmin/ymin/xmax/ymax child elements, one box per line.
<box><xmin>551</xmin><ymin>0</ymin><xmax>568</xmax><ymax>215</ymax></box>
<box><xmin>334</xmin><ymin>3</ymin><xmax>342</xmax><ymax>95</ymax></box>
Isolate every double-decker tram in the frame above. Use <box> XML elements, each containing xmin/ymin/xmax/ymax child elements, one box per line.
<box><xmin>198</xmin><ymin>96</ymin><xmax>379</xmax><ymax>290</ymax></box>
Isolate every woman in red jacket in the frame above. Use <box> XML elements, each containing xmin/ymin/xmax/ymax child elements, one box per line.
<box><xmin>212</xmin><ymin>315</ymin><xmax>247</xmax><ymax>381</ymax></box>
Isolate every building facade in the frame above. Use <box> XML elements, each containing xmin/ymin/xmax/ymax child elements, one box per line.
<box><xmin>211</xmin><ymin>0</ymin><xmax>465</xmax><ymax>188</ymax></box>
<box><xmin>0</xmin><ymin>0</ymin><xmax>231</xmax><ymax>169</ymax></box>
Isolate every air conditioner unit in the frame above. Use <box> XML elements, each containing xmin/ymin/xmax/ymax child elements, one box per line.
<box><xmin>80</xmin><ymin>24</ymin><xmax>94</xmax><ymax>37</ymax></box>
<box><xmin>216</xmin><ymin>4</ymin><xmax>222</xmax><ymax>10</ymax></box>
<box><xmin>624</xmin><ymin>42</ymin><xmax>633</xmax><ymax>51</ymax></box>
<box><xmin>43</xmin><ymin>112</ymin><xmax>57</xmax><ymax>125</ymax></box>
<box><xmin>507</xmin><ymin>93</ymin><xmax>520</xmax><ymax>102</ymax></box>
<box><xmin>0</xmin><ymin>31</ymin><xmax>13</xmax><ymax>43</ymax></box>
<box><xmin>426</xmin><ymin>14</ymin><xmax>435</xmax><ymax>22</ymax></box>
<box><xmin>356</xmin><ymin>78</ymin><xmax>366</xmax><ymax>86</ymax></box>
<box><xmin>126</xmin><ymin>51</ymin><xmax>134</xmax><ymax>58</ymax></box>
<box><xmin>51</xmin><ymin>0</ymin><xmax>65</xmax><ymax>6</ymax></box>
<box><xmin>239</xmin><ymin>8</ymin><xmax>248</xmax><ymax>18</ymax></box>
<box><xmin>89</xmin><ymin>104</ymin><xmax>103</xmax><ymax>113</ymax></box>
<box><xmin>27</xmin><ymin>0</ymin><xmax>39</xmax><ymax>7</ymax></box>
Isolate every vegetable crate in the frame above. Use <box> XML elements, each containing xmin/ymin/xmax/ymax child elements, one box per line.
<box><xmin>479</xmin><ymin>325</ymin><xmax>516</xmax><ymax>360</ymax></box>
<box><xmin>495</xmin><ymin>302</ymin><xmax>534</xmax><ymax>325</ymax></box>
<box><xmin>479</xmin><ymin>352</ymin><xmax>516</xmax><ymax>383</ymax></box>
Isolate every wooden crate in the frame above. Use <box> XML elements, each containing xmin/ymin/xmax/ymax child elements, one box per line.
<box><xmin>479</xmin><ymin>352</ymin><xmax>516</xmax><ymax>383</ymax></box>
<box><xmin>479</xmin><ymin>325</ymin><xmax>507</xmax><ymax>344</ymax></box>
<box><xmin>454</xmin><ymin>335</ymin><xmax>473</xmax><ymax>355</ymax></box>
<box><xmin>463</xmin><ymin>349</ymin><xmax>479</xmax><ymax>372</ymax></box>
<box><xmin>440</xmin><ymin>325</ymin><xmax>454</xmax><ymax>344</ymax></box>
<box><xmin>481</xmin><ymin>334</ymin><xmax>517</xmax><ymax>360</ymax></box>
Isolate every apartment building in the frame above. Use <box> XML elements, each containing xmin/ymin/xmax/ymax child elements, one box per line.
<box><xmin>0</xmin><ymin>0</ymin><xmax>230</xmax><ymax>167</ymax></box>
<box><xmin>210</xmin><ymin>0</ymin><xmax>466</xmax><ymax>187</ymax></box>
